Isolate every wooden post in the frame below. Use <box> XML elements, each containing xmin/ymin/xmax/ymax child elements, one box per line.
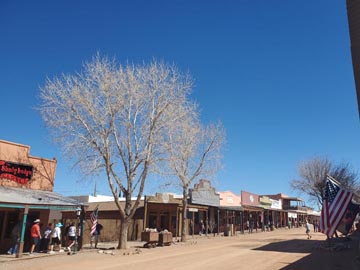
<box><xmin>217</xmin><ymin>209</ymin><xmax>220</xmax><ymax>235</ymax></box>
<box><xmin>192</xmin><ymin>212</ymin><xmax>194</xmax><ymax>238</ymax></box>
<box><xmin>16</xmin><ymin>205</ymin><xmax>29</xmax><ymax>258</ymax></box>
<box><xmin>143</xmin><ymin>196</ymin><xmax>147</xmax><ymax>230</ymax></box>
<box><xmin>175</xmin><ymin>207</ymin><xmax>178</xmax><ymax>240</ymax></box>
<box><xmin>205</xmin><ymin>211</ymin><xmax>208</xmax><ymax>236</ymax></box>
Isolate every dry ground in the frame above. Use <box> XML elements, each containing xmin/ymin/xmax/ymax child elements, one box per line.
<box><xmin>1</xmin><ymin>227</ymin><xmax>359</xmax><ymax>270</ymax></box>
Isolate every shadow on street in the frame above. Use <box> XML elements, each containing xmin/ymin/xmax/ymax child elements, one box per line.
<box><xmin>253</xmin><ymin>233</ymin><xmax>360</xmax><ymax>270</ymax></box>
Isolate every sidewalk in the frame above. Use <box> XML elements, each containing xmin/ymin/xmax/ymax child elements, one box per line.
<box><xmin>0</xmin><ymin>240</ymin><xmax>145</xmax><ymax>263</ymax></box>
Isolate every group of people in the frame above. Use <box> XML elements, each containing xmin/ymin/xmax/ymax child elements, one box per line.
<box><xmin>7</xmin><ymin>218</ymin><xmax>104</xmax><ymax>255</ymax></box>
<box><xmin>7</xmin><ymin>219</ymin><xmax>81</xmax><ymax>255</ymax></box>
<box><xmin>30</xmin><ymin>219</ymin><xmax>80</xmax><ymax>254</ymax></box>
<box><xmin>312</xmin><ymin>219</ymin><xmax>319</xmax><ymax>232</ymax></box>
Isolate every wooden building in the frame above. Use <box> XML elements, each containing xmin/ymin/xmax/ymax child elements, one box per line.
<box><xmin>188</xmin><ymin>180</ymin><xmax>220</xmax><ymax>236</ymax></box>
<box><xmin>217</xmin><ymin>191</ymin><xmax>243</xmax><ymax>235</ymax></box>
<box><xmin>0</xmin><ymin>139</ymin><xmax>81</xmax><ymax>256</ymax></box>
<box><xmin>241</xmin><ymin>190</ymin><xmax>263</xmax><ymax>231</ymax></box>
<box><xmin>143</xmin><ymin>180</ymin><xmax>220</xmax><ymax>238</ymax></box>
<box><xmin>63</xmin><ymin>196</ymin><xmax>145</xmax><ymax>244</ymax></box>
<box><xmin>265</xmin><ymin>193</ymin><xmax>318</xmax><ymax>227</ymax></box>
<box><xmin>144</xmin><ymin>193</ymin><xmax>182</xmax><ymax>237</ymax></box>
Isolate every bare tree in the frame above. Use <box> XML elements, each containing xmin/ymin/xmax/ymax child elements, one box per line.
<box><xmin>165</xmin><ymin>109</ymin><xmax>225</xmax><ymax>242</ymax></box>
<box><xmin>39</xmin><ymin>55</ymin><xmax>193</xmax><ymax>249</ymax></box>
<box><xmin>290</xmin><ymin>157</ymin><xmax>359</xmax><ymax>209</ymax></box>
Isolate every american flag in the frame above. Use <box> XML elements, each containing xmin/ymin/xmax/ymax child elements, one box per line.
<box><xmin>90</xmin><ymin>207</ymin><xmax>98</xmax><ymax>236</ymax></box>
<box><xmin>319</xmin><ymin>176</ymin><xmax>353</xmax><ymax>237</ymax></box>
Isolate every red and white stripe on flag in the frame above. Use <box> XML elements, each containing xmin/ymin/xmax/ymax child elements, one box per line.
<box><xmin>320</xmin><ymin>189</ymin><xmax>352</xmax><ymax>237</ymax></box>
<box><xmin>90</xmin><ymin>208</ymin><xmax>98</xmax><ymax>236</ymax></box>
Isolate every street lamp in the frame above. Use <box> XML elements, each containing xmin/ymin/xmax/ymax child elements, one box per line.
<box><xmin>76</xmin><ymin>207</ymin><xmax>81</xmax><ymax>217</ymax></box>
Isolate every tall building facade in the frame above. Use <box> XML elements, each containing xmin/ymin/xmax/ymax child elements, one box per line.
<box><xmin>347</xmin><ymin>0</ymin><xmax>360</xmax><ymax>117</ymax></box>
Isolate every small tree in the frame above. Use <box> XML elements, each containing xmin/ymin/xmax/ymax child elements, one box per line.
<box><xmin>165</xmin><ymin>109</ymin><xmax>225</xmax><ymax>242</ymax></box>
<box><xmin>39</xmin><ymin>55</ymin><xmax>193</xmax><ymax>249</ymax></box>
<box><xmin>290</xmin><ymin>156</ymin><xmax>359</xmax><ymax>209</ymax></box>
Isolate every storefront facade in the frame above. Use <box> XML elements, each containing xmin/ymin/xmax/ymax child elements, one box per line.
<box><xmin>143</xmin><ymin>180</ymin><xmax>220</xmax><ymax>238</ymax></box>
<box><xmin>241</xmin><ymin>190</ymin><xmax>263</xmax><ymax>231</ymax></box>
<box><xmin>0</xmin><ymin>139</ymin><xmax>81</xmax><ymax>256</ymax></box>
<box><xmin>259</xmin><ymin>195</ymin><xmax>272</xmax><ymax>230</ymax></box>
<box><xmin>218</xmin><ymin>191</ymin><xmax>243</xmax><ymax>235</ymax></box>
<box><xmin>269</xmin><ymin>198</ymin><xmax>287</xmax><ymax>228</ymax></box>
<box><xmin>189</xmin><ymin>180</ymin><xmax>220</xmax><ymax>236</ymax></box>
<box><xmin>266</xmin><ymin>193</ymin><xmax>315</xmax><ymax>227</ymax></box>
<box><xmin>63</xmin><ymin>198</ymin><xmax>144</xmax><ymax>243</ymax></box>
<box><xmin>144</xmin><ymin>193</ymin><xmax>181</xmax><ymax>237</ymax></box>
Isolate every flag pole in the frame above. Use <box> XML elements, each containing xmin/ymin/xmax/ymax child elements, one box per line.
<box><xmin>326</xmin><ymin>174</ymin><xmax>341</xmax><ymax>186</ymax></box>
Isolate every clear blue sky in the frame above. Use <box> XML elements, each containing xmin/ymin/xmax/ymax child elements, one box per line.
<box><xmin>1</xmin><ymin>0</ymin><xmax>359</xmax><ymax>206</ymax></box>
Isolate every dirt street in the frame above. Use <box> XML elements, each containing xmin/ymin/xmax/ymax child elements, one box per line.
<box><xmin>2</xmin><ymin>227</ymin><xmax>359</xmax><ymax>270</ymax></box>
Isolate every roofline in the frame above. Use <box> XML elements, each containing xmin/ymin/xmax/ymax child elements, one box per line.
<box><xmin>0</xmin><ymin>139</ymin><xmax>57</xmax><ymax>163</ymax></box>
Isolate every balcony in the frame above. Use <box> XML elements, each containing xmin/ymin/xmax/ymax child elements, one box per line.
<box><xmin>283</xmin><ymin>205</ymin><xmax>312</xmax><ymax>212</ymax></box>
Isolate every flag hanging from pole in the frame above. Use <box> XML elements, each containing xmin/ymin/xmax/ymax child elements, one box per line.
<box><xmin>319</xmin><ymin>176</ymin><xmax>353</xmax><ymax>237</ymax></box>
<box><xmin>90</xmin><ymin>206</ymin><xmax>98</xmax><ymax>236</ymax></box>
<box><xmin>336</xmin><ymin>200</ymin><xmax>359</xmax><ymax>235</ymax></box>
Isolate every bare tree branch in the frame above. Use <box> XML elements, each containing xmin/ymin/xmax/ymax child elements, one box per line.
<box><xmin>39</xmin><ymin>55</ymin><xmax>194</xmax><ymax>249</ymax></box>
<box><xmin>290</xmin><ymin>156</ymin><xmax>360</xmax><ymax>209</ymax></box>
<box><xmin>165</xmin><ymin>107</ymin><xmax>226</xmax><ymax>241</ymax></box>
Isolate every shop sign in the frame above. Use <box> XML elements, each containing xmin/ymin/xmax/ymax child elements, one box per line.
<box><xmin>189</xmin><ymin>180</ymin><xmax>220</xmax><ymax>207</ymax></box>
<box><xmin>270</xmin><ymin>199</ymin><xmax>282</xmax><ymax>209</ymax></box>
<box><xmin>190</xmin><ymin>190</ymin><xmax>220</xmax><ymax>207</ymax></box>
<box><xmin>0</xmin><ymin>160</ymin><xmax>33</xmax><ymax>184</ymax></box>
<box><xmin>259</xmin><ymin>196</ymin><xmax>272</xmax><ymax>205</ymax></box>
<box><xmin>241</xmin><ymin>190</ymin><xmax>260</xmax><ymax>206</ymax></box>
<box><xmin>226</xmin><ymin>196</ymin><xmax>234</xmax><ymax>204</ymax></box>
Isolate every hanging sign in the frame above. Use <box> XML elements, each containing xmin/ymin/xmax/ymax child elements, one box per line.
<box><xmin>0</xmin><ymin>160</ymin><xmax>33</xmax><ymax>184</ymax></box>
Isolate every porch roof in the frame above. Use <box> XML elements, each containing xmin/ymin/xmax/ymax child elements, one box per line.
<box><xmin>218</xmin><ymin>205</ymin><xmax>243</xmax><ymax>211</ymax></box>
<box><xmin>0</xmin><ymin>185</ymin><xmax>83</xmax><ymax>210</ymax></box>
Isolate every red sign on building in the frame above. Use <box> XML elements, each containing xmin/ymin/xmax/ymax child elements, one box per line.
<box><xmin>0</xmin><ymin>160</ymin><xmax>33</xmax><ymax>185</ymax></box>
<box><xmin>241</xmin><ymin>190</ymin><xmax>259</xmax><ymax>206</ymax></box>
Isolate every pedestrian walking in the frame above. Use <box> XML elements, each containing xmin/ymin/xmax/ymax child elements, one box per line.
<box><xmin>66</xmin><ymin>222</ymin><xmax>76</xmax><ymax>252</ymax></box>
<box><xmin>189</xmin><ymin>219</ymin><xmax>193</xmax><ymax>235</ymax></box>
<box><xmin>30</xmin><ymin>219</ymin><xmax>42</xmax><ymax>254</ymax></box>
<box><xmin>49</xmin><ymin>222</ymin><xmax>63</xmax><ymax>253</ymax></box>
<box><xmin>41</xmin><ymin>223</ymin><xmax>52</xmax><ymax>252</ymax></box>
<box><xmin>305</xmin><ymin>220</ymin><xmax>312</xmax><ymax>239</ymax></box>
<box><xmin>249</xmin><ymin>218</ymin><xmax>254</xmax><ymax>234</ymax></box>
<box><xmin>63</xmin><ymin>222</ymin><xmax>70</xmax><ymax>247</ymax></box>
<box><xmin>7</xmin><ymin>222</ymin><xmax>20</xmax><ymax>255</ymax></box>
<box><xmin>198</xmin><ymin>220</ymin><xmax>205</xmax><ymax>236</ymax></box>
<box><xmin>314</xmin><ymin>220</ymin><xmax>319</xmax><ymax>232</ymax></box>
<box><xmin>90</xmin><ymin>223</ymin><xmax>103</xmax><ymax>248</ymax></box>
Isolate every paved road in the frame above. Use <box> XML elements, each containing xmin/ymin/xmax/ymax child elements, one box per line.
<box><xmin>2</xmin><ymin>227</ymin><xmax>359</xmax><ymax>270</ymax></box>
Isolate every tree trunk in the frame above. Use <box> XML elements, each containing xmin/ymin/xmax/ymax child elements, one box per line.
<box><xmin>117</xmin><ymin>219</ymin><xmax>129</xmax><ymax>249</ymax></box>
<box><xmin>181</xmin><ymin>189</ymin><xmax>188</xmax><ymax>242</ymax></box>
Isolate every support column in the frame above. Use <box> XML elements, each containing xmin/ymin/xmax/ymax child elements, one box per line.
<box><xmin>217</xmin><ymin>209</ymin><xmax>220</xmax><ymax>235</ymax></box>
<box><xmin>16</xmin><ymin>205</ymin><xmax>29</xmax><ymax>258</ymax></box>
<box><xmin>205</xmin><ymin>210</ymin><xmax>208</xmax><ymax>236</ymax></box>
<box><xmin>143</xmin><ymin>196</ymin><xmax>147</xmax><ymax>230</ymax></box>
